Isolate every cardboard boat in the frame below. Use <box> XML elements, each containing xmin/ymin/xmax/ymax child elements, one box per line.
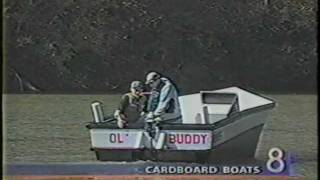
<box><xmin>86</xmin><ymin>87</ymin><xmax>275</xmax><ymax>162</ymax></box>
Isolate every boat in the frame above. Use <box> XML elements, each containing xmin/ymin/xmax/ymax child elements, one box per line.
<box><xmin>86</xmin><ymin>87</ymin><xmax>275</xmax><ymax>162</ymax></box>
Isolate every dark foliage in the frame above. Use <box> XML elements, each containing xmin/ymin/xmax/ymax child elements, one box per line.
<box><xmin>3</xmin><ymin>0</ymin><xmax>317</xmax><ymax>94</ymax></box>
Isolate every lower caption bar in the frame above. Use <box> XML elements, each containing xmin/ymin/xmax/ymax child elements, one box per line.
<box><xmin>5</xmin><ymin>175</ymin><xmax>301</xmax><ymax>180</ymax></box>
<box><xmin>4</xmin><ymin>162</ymin><xmax>298</xmax><ymax>178</ymax></box>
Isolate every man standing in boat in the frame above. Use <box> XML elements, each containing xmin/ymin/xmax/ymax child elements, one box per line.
<box><xmin>145</xmin><ymin>72</ymin><xmax>181</xmax><ymax>123</ymax></box>
<box><xmin>114</xmin><ymin>81</ymin><xmax>147</xmax><ymax>128</ymax></box>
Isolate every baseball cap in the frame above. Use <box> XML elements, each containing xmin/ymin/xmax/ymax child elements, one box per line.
<box><xmin>130</xmin><ymin>81</ymin><xmax>143</xmax><ymax>90</ymax></box>
<box><xmin>145</xmin><ymin>72</ymin><xmax>161</xmax><ymax>84</ymax></box>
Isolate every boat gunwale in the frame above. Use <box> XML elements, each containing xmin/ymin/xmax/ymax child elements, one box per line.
<box><xmin>86</xmin><ymin>102</ymin><xmax>275</xmax><ymax>130</ymax></box>
<box><xmin>86</xmin><ymin>87</ymin><xmax>276</xmax><ymax>130</ymax></box>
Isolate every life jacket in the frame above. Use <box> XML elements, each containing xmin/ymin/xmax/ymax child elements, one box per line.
<box><xmin>122</xmin><ymin>93</ymin><xmax>146</xmax><ymax>123</ymax></box>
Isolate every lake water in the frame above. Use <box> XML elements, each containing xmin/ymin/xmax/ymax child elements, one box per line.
<box><xmin>2</xmin><ymin>94</ymin><xmax>317</xmax><ymax>179</ymax></box>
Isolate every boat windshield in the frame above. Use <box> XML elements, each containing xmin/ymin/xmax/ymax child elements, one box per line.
<box><xmin>201</xmin><ymin>93</ymin><xmax>237</xmax><ymax>104</ymax></box>
<box><xmin>201</xmin><ymin>93</ymin><xmax>239</xmax><ymax>123</ymax></box>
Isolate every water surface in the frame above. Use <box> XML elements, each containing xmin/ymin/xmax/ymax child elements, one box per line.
<box><xmin>2</xmin><ymin>94</ymin><xmax>317</xmax><ymax>179</ymax></box>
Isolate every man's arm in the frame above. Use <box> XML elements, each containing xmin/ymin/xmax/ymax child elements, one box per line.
<box><xmin>115</xmin><ymin>94</ymin><xmax>129</xmax><ymax>128</ymax></box>
<box><xmin>114</xmin><ymin>94</ymin><xmax>129</xmax><ymax>118</ymax></box>
<box><xmin>153</xmin><ymin>84</ymin><xmax>174</xmax><ymax>116</ymax></box>
<box><xmin>141</xmin><ymin>95</ymin><xmax>148</xmax><ymax>113</ymax></box>
<box><xmin>118</xmin><ymin>94</ymin><xmax>129</xmax><ymax>114</ymax></box>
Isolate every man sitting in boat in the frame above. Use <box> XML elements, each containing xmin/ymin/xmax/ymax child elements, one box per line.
<box><xmin>113</xmin><ymin>81</ymin><xmax>147</xmax><ymax>128</ymax></box>
<box><xmin>145</xmin><ymin>72</ymin><xmax>182</xmax><ymax>123</ymax></box>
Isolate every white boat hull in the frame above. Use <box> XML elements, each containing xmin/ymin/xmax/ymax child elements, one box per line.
<box><xmin>87</xmin><ymin>87</ymin><xmax>275</xmax><ymax>162</ymax></box>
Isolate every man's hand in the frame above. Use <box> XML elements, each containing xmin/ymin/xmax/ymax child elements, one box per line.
<box><xmin>114</xmin><ymin>110</ymin><xmax>121</xmax><ymax>118</ymax></box>
<box><xmin>117</xmin><ymin>118</ymin><xmax>127</xmax><ymax>129</ymax></box>
<box><xmin>146</xmin><ymin>112</ymin><xmax>162</xmax><ymax>123</ymax></box>
<box><xmin>154</xmin><ymin>116</ymin><xmax>162</xmax><ymax>123</ymax></box>
<box><xmin>146</xmin><ymin>112</ymin><xmax>154</xmax><ymax>119</ymax></box>
<box><xmin>151</xmin><ymin>91</ymin><xmax>159</xmax><ymax>96</ymax></box>
<box><xmin>114</xmin><ymin>110</ymin><xmax>127</xmax><ymax>128</ymax></box>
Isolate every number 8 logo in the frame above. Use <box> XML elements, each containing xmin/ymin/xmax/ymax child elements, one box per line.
<box><xmin>266</xmin><ymin>147</ymin><xmax>286</xmax><ymax>173</ymax></box>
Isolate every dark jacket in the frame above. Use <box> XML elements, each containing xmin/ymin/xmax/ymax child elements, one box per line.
<box><xmin>118</xmin><ymin>93</ymin><xmax>147</xmax><ymax>123</ymax></box>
